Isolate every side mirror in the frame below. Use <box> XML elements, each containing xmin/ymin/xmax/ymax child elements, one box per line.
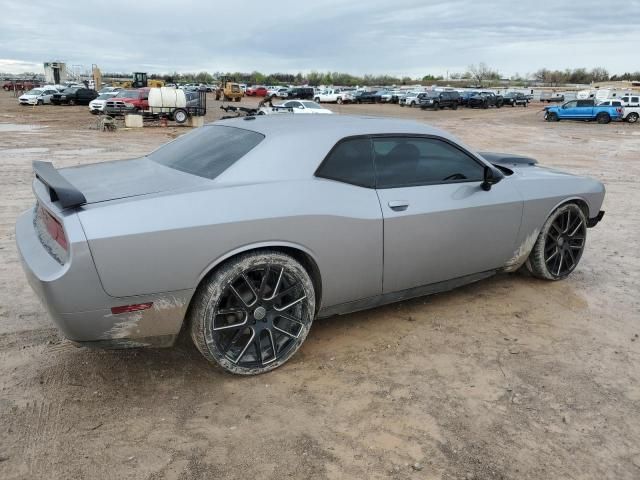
<box><xmin>481</xmin><ymin>166</ymin><xmax>502</xmax><ymax>191</ymax></box>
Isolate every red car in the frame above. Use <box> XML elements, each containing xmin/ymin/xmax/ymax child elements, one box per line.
<box><xmin>245</xmin><ymin>85</ymin><xmax>268</xmax><ymax>96</ymax></box>
<box><xmin>3</xmin><ymin>81</ymin><xmax>39</xmax><ymax>91</ymax></box>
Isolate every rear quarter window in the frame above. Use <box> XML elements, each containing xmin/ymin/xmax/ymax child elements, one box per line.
<box><xmin>150</xmin><ymin>125</ymin><xmax>264</xmax><ymax>179</ymax></box>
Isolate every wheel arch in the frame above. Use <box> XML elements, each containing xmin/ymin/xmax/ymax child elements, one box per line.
<box><xmin>545</xmin><ymin>196</ymin><xmax>590</xmax><ymax>222</ymax></box>
<box><xmin>194</xmin><ymin>242</ymin><xmax>323</xmax><ymax>313</ymax></box>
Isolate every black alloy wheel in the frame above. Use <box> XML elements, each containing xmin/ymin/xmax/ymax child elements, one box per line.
<box><xmin>190</xmin><ymin>251</ymin><xmax>315</xmax><ymax>375</ymax></box>
<box><xmin>526</xmin><ymin>203</ymin><xmax>587</xmax><ymax>280</ymax></box>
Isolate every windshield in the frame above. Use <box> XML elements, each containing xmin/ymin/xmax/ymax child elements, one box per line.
<box><xmin>116</xmin><ymin>90</ymin><xmax>139</xmax><ymax>98</ymax></box>
<box><xmin>150</xmin><ymin>125</ymin><xmax>265</xmax><ymax>179</ymax></box>
<box><xmin>63</xmin><ymin>87</ymin><xmax>79</xmax><ymax>94</ymax></box>
<box><xmin>25</xmin><ymin>89</ymin><xmax>43</xmax><ymax>95</ymax></box>
<box><xmin>95</xmin><ymin>94</ymin><xmax>113</xmax><ymax>100</ymax></box>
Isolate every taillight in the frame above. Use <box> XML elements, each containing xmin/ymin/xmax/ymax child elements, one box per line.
<box><xmin>41</xmin><ymin>206</ymin><xmax>68</xmax><ymax>251</ymax></box>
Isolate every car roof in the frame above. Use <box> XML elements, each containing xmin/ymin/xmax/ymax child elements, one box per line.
<box><xmin>212</xmin><ymin>115</ymin><xmax>471</xmax><ymax>184</ymax></box>
<box><xmin>215</xmin><ymin>114</ymin><xmax>447</xmax><ymax>139</ymax></box>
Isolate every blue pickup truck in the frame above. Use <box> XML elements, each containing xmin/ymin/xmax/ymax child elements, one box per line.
<box><xmin>544</xmin><ymin>99</ymin><xmax>623</xmax><ymax>124</ymax></box>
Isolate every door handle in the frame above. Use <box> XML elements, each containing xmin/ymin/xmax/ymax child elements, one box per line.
<box><xmin>388</xmin><ymin>200</ymin><xmax>409</xmax><ymax>211</ymax></box>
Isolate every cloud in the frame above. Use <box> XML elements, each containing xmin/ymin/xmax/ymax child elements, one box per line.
<box><xmin>0</xmin><ymin>0</ymin><xmax>638</xmax><ymax>76</ymax></box>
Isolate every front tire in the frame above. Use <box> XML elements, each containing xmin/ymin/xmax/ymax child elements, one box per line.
<box><xmin>525</xmin><ymin>203</ymin><xmax>587</xmax><ymax>280</ymax></box>
<box><xmin>627</xmin><ymin>112</ymin><xmax>639</xmax><ymax>123</ymax></box>
<box><xmin>189</xmin><ymin>250</ymin><xmax>316</xmax><ymax>375</ymax></box>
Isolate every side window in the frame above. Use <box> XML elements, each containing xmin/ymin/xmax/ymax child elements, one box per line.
<box><xmin>565</xmin><ymin>101</ymin><xmax>578</xmax><ymax>108</ymax></box>
<box><xmin>316</xmin><ymin>138</ymin><xmax>375</xmax><ymax>188</ymax></box>
<box><xmin>373</xmin><ymin>137</ymin><xmax>484</xmax><ymax>189</ymax></box>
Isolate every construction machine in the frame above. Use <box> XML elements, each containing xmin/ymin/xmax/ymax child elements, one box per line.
<box><xmin>215</xmin><ymin>76</ymin><xmax>243</xmax><ymax>102</ymax></box>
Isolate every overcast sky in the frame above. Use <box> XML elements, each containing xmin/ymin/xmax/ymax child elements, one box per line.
<box><xmin>1</xmin><ymin>0</ymin><xmax>638</xmax><ymax>77</ymax></box>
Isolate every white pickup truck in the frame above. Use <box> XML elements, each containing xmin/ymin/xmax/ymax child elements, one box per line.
<box><xmin>313</xmin><ymin>89</ymin><xmax>352</xmax><ymax>104</ymax></box>
<box><xmin>599</xmin><ymin>99</ymin><xmax>639</xmax><ymax>123</ymax></box>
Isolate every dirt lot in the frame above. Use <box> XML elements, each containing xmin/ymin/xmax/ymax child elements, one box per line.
<box><xmin>1</xmin><ymin>92</ymin><xmax>639</xmax><ymax>480</ymax></box>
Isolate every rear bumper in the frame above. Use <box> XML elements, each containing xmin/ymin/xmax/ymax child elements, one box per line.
<box><xmin>16</xmin><ymin>208</ymin><xmax>191</xmax><ymax>347</ymax></box>
<box><xmin>587</xmin><ymin>210</ymin><xmax>605</xmax><ymax>228</ymax></box>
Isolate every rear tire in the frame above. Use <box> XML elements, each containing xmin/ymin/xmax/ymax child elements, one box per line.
<box><xmin>627</xmin><ymin>112</ymin><xmax>639</xmax><ymax>123</ymax></box>
<box><xmin>189</xmin><ymin>250</ymin><xmax>316</xmax><ymax>375</ymax></box>
<box><xmin>314</xmin><ymin>97</ymin><xmax>320</xmax><ymax>103</ymax></box>
<box><xmin>525</xmin><ymin>203</ymin><xmax>587</xmax><ymax>281</ymax></box>
<box><xmin>173</xmin><ymin>108</ymin><xmax>188</xmax><ymax>123</ymax></box>
<box><xmin>596</xmin><ymin>112</ymin><xmax>611</xmax><ymax>124</ymax></box>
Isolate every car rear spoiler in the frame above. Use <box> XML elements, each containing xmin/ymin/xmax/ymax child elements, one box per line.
<box><xmin>33</xmin><ymin>161</ymin><xmax>86</xmax><ymax>209</ymax></box>
<box><xmin>479</xmin><ymin>152</ymin><xmax>538</xmax><ymax>167</ymax></box>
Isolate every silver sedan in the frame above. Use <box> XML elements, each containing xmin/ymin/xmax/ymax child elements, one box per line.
<box><xmin>16</xmin><ymin>115</ymin><xmax>605</xmax><ymax>374</ymax></box>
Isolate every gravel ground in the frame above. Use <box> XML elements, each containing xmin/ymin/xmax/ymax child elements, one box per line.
<box><xmin>1</xmin><ymin>92</ymin><xmax>639</xmax><ymax>480</ymax></box>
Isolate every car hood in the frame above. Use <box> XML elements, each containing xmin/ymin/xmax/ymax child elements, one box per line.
<box><xmin>58</xmin><ymin>157</ymin><xmax>211</xmax><ymax>205</ymax></box>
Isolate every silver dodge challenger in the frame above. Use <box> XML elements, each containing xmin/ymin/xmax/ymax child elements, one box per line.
<box><xmin>17</xmin><ymin>115</ymin><xmax>605</xmax><ymax>375</ymax></box>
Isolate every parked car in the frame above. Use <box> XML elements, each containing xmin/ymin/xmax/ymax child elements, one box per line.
<box><xmin>277</xmin><ymin>100</ymin><xmax>332</xmax><ymax>114</ymax></box>
<box><xmin>419</xmin><ymin>91</ymin><xmax>460</xmax><ymax>110</ymax></box>
<box><xmin>50</xmin><ymin>87</ymin><xmax>98</xmax><ymax>105</ymax></box>
<box><xmin>18</xmin><ymin>115</ymin><xmax>605</xmax><ymax>375</ymax></box>
<box><xmin>314</xmin><ymin>89</ymin><xmax>352</xmax><ymax>104</ymax></box>
<box><xmin>89</xmin><ymin>92</ymin><xmax>121</xmax><ymax>114</ymax></box>
<box><xmin>502</xmin><ymin>92</ymin><xmax>529</xmax><ymax>107</ymax></box>
<box><xmin>400</xmin><ymin>92</ymin><xmax>427</xmax><ymax>107</ymax></box>
<box><xmin>284</xmin><ymin>87</ymin><xmax>315</xmax><ymax>100</ymax></box>
<box><xmin>352</xmin><ymin>90</ymin><xmax>383</xmax><ymax>104</ymax></box>
<box><xmin>3</xmin><ymin>80</ymin><xmax>39</xmax><ymax>91</ymax></box>
<box><xmin>544</xmin><ymin>99</ymin><xmax>623</xmax><ymax>124</ymax></box>
<box><xmin>460</xmin><ymin>91</ymin><xmax>479</xmax><ymax>106</ymax></box>
<box><xmin>620</xmin><ymin>94</ymin><xmax>640</xmax><ymax>107</ymax></box>
<box><xmin>467</xmin><ymin>92</ymin><xmax>503</xmax><ymax>109</ymax></box>
<box><xmin>103</xmin><ymin>88</ymin><xmax>150</xmax><ymax>115</ymax></box>
<box><xmin>540</xmin><ymin>92</ymin><xmax>565</xmax><ymax>103</ymax></box>
<box><xmin>598</xmin><ymin>100</ymin><xmax>639</xmax><ymax>123</ymax></box>
<box><xmin>18</xmin><ymin>87</ymin><xmax>58</xmax><ymax>105</ymax></box>
<box><xmin>246</xmin><ymin>86</ymin><xmax>269</xmax><ymax>96</ymax></box>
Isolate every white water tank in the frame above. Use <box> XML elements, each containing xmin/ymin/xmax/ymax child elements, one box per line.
<box><xmin>148</xmin><ymin>87</ymin><xmax>186</xmax><ymax>113</ymax></box>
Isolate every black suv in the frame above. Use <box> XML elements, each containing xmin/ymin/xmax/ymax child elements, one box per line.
<box><xmin>51</xmin><ymin>87</ymin><xmax>98</xmax><ymax>105</ymax></box>
<box><xmin>419</xmin><ymin>91</ymin><xmax>461</xmax><ymax>110</ymax></box>
<box><xmin>467</xmin><ymin>92</ymin><xmax>503</xmax><ymax>109</ymax></box>
<box><xmin>502</xmin><ymin>92</ymin><xmax>528</xmax><ymax>107</ymax></box>
<box><xmin>285</xmin><ymin>87</ymin><xmax>314</xmax><ymax>100</ymax></box>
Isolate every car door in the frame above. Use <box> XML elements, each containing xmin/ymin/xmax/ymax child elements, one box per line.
<box><xmin>560</xmin><ymin>100</ymin><xmax>580</xmax><ymax>118</ymax></box>
<box><xmin>373</xmin><ymin>136</ymin><xmax>523</xmax><ymax>294</ymax></box>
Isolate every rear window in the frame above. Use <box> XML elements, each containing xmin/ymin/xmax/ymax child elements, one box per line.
<box><xmin>149</xmin><ymin>125</ymin><xmax>264</xmax><ymax>179</ymax></box>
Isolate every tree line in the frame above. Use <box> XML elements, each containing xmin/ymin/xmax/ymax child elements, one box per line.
<box><xmin>96</xmin><ymin>65</ymin><xmax>640</xmax><ymax>87</ymax></box>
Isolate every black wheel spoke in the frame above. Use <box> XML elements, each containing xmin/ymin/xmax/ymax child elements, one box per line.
<box><xmin>274</xmin><ymin>294</ymin><xmax>307</xmax><ymax>312</ymax></box>
<box><xmin>233</xmin><ymin>328</ymin><xmax>255</xmax><ymax>364</ymax></box>
<box><xmin>568</xmin><ymin>218</ymin><xmax>583</xmax><ymax>237</ymax></box>
<box><xmin>273</xmin><ymin>283</ymin><xmax>300</xmax><ymax>302</ymax></box>
<box><xmin>258</xmin><ymin>265</ymin><xmax>271</xmax><ymax>299</ymax></box>
<box><xmin>223</xmin><ymin>327</ymin><xmax>245</xmax><ymax>354</ymax></box>
<box><xmin>264</xmin><ymin>267</ymin><xmax>284</xmax><ymax>300</ymax></box>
